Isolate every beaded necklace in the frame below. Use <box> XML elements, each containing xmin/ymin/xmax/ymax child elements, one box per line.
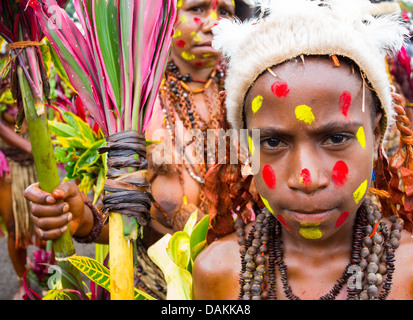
<box><xmin>158</xmin><ymin>61</ymin><xmax>226</xmax><ymax>213</ymax></box>
<box><xmin>236</xmin><ymin>198</ymin><xmax>402</xmax><ymax>300</ymax></box>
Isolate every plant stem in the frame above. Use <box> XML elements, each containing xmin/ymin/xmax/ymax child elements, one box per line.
<box><xmin>109</xmin><ymin>212</ymin><xmax>134</xmax><ymax>300</ymax></box>
<box><xmin>17</xmin><ymin>66</ymin><xmax>83</xmax><ymax>296</ymax></box>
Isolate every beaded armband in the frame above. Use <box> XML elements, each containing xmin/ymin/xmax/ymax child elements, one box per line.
<box><xmin>73</xmin><ymin>200</ymin><xmax>103</xmax><ymax>244</ymax></box>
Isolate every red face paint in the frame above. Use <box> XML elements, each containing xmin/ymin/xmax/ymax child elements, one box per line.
<box><xmin>195</xmin><ymin>61</ymin><xmax>203</xmax><ymax>67</ymax></box>
<box><xmin>176</xmin><ymin>40</ymin><xmax>186</xmax><ymax>48</ymax></box>
<box><xmin>335</xmin><ymin>212</ymin><xmax>350</xmax><ymax>229</ymax></box>
<box><xmin>339</xmin><ymin>91</ymin><xmax>352</xmax><ymax>117</ymax></box>
<box><xmin>332</xmin><ymin>160</ymin><xmax>349</xmax><ymax>187</ymax></box>
<box><xmin>194</xmin><ymin>17</ymin><xmax>203</xmax><ymax>25</ymax></box>
<box><xmin>271</xmin><ymin>81</ymin><xmax>290</xmax><ymax>98</ymax></box>
<box><xmin>300</xmin><ymin>169</ymin><xmax>312</xmax><ymax>187</ymax></box>
<box><xmin>276</xmin><ymin>214</ymin><xmax>293</xmax><ymax>233</ymax></box>
<box><xmin>262</xmin><ymin>164</ymin><xmax>276</xmax><ymax>189</ymax></box>
<box><xmin>212</xmin><ymin>0</ymin><xmax>219</xmax><ymax>10</ymax></box>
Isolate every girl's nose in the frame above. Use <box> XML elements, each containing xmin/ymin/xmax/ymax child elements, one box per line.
<box><xmin>287</xmin><ymin>167</ymin><xmax>329</xmax><ymax>194</ymax></box>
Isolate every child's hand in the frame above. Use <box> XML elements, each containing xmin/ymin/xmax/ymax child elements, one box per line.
<box><xmin>24</xmin><ymin>182</ymin><xmax>86</xmax><ymax>240</ymax></box>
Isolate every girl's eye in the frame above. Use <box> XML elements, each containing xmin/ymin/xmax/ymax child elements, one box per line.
<box><xmin>261</xmin><ymin>138</ymin><xmax>285</xmax><ymax>149</ymax></box>
<box><xmin>189</xmin><ymin>6</ymin><xmax>203</xmax><ymax>13</ymax></box>
<box><xmin>220</xmin><ymin>9</ymin><xmax>231</xmax><ymax>16</ymax></box>
<box><xmin>323</xmin><ymin>134</ymin><xmax>351</xmax><ymax>145</ymax></box>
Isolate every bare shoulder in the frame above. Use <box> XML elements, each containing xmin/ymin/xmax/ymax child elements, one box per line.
<box><xmin>192</xmin><ymin>231</ymin><xmax>241</xmax><ymax>300</ymax></box>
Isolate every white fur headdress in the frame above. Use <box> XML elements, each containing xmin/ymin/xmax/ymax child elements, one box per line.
<box><xmin>212</xmin><ymin>0</ymin><xmax>409</xmax><ymax>140</ymax></box>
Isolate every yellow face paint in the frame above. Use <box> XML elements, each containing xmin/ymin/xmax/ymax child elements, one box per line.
<box><xmin>356</xmin><ymin>126</ymin><xmax>366</xmax><ymax>149</ymax></box>
<box><xmin>191</xmin><ymin>32</ymin><xmax>202</xmax><ymax>42</ymax></box>
<box><xmin>248</xmin><ymin>136</ymin><xmax>255</xmax><ymax>156</ymax></box>
<box><xmin>299</xmin><ymin>223</ymin><xmax>324</xmax><ymax>239</ymax></box>
<box><xmin>295</xmin><ymin>105</ymin><xmax>315</xmax><ymax>125</ymax></box>
<box><xmin>179</xmin><ymin>14</ymin><xmax>188</xmax><ymax>24</ymax></box>
<box><xmin>181</xmin><ymin>51</ymin><xmax>195</xmax><ymax>61</ymax></box>
<box><xmin>211</xmin><ymin>11</ymin><xmax>218</xmax><ymax>20</ymax></box>
<box><xmin>172</xmin><ymin>30</ymin><xmax>182</xmax><ymax>38</ymax></box>
<box><xmin>251</xmin><ymin>95</ymin><xmax>263</xmax><ymax>114</ymax></box>
<box><xmin>177</xmin><ymin>0</ymin><xmax>183</xmax><ymax>8</ymax></box>
<box><xmin>202</xmin><ymin>53</ymin><xmax>214</xmax><ymax>58</ymax></box>
<box><xmin>353</xmin><ymin>179</ymin><xmax>368</xmax><ymax>204</ymax></box>
<box><xmin>260</xmin><ymin>196</ymin><xmax>274</xmax><ymax>214</ymax></box>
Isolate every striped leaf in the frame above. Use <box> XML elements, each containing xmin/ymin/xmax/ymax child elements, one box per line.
<box><xmin>67</xmin><ymin>256</ymin><xmax>156</xmax><ymax>300</ymax></box>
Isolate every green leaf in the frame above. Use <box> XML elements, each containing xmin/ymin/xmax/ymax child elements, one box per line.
<box><xmin>189</xmin><ymin>214</ymin><xmax>210</xmax><ymax>257</ymax></box>
<box><xmin>67</xmin><ymin>256</ymin><xmax>155</xmax><ymax>300</ymax></box>
<box><xmin>93</xmin><ymin>165</ymin><xmax>106</xmax><ymax>205</ymax></box>
<box><xmin>167</xmin><ymin>231</ymin><xmax>191</xmax><ymax>270</ymax></box>
<box><xmin>94</xmin><ymin>0</ymin><xmax>121</xmax><ymax>110</ymax></box>
<box><xmin>61</xmin><ymin>111</ymin><xmax>96</xmax><ymax>145</ymax></box>
<box><xmin>147</xmin><ymin>234</ymin><xmax>193</xmax><ymax>300</ymax></box>
<box><xmin>183</xmin><ymin>210</ymin><xmax>198</xmax><ymax>235</ymax></box>
<box><xmin>73</xmin><ymin>139</ymin><xmax>106</xmax><ymax>175</ymax></box>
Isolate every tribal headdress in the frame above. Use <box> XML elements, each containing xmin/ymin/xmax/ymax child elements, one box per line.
<box><xmin>212</xmin><ymin>0</ymin><xmax>409</xmax><ymax>141</ymax></box>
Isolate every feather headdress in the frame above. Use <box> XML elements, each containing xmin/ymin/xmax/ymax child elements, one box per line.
<box><xmin>212</xmin><ymin>0</ymin><xmax>409</xmax><ymax>140</ymax></box>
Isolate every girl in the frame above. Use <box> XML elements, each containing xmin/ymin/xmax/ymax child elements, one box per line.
<box><xmin>192</xmin><ymin>0</ymin><xmax>413</xmax><ymax>300</ymax></box>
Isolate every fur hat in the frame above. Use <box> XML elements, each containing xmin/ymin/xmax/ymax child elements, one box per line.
<box><xmin>212</xmin><ymin>0</ymin><xmax>409</xmax><ymax>140</ymax></box>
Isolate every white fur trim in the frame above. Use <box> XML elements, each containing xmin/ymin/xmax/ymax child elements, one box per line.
<box><xmin>212</xmin><ymin>0</ymin><xmax>409</xmax><ymax>140</ymax></box>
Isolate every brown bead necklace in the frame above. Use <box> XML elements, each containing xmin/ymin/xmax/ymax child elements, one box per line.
<box><xmin>237</xmin><ymin>198</ymin><xmax>402</xmax><ymax>300</ymax></box>
<box><xmin>158</xmin><ymin>61</ymin><xmax>226</xmax><ymax>214</ymax></box>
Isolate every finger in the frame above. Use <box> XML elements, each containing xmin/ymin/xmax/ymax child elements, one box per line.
<box><xmin>24</xmin><ymin>182</ymin><xmax>56</xmax><ymax>205</ymax></box>
<box><xmin>30</xmin><ymin>201</ymin><xmax>70</xmax><ymax>218</ymax></box>
<box><xmin>52</xmin><ymin>182</ymin><xmax>81</xmax><ymax>201</ymax></box>
<box><xmin>34</xmin><ymin>224</ymin><xmax>68</xmax><ymax>241</ymax></box>
<box><xmin>31</xmin><ymin>213</ymin><xmax>72</xmax><ymax>231</ymax></box>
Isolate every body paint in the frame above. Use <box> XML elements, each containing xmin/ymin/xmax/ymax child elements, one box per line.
<box><xmin>182</xmin><ymin>51</ymin><xmax>195</xmax><ymax>61</ymax></box>
<box><xmin>194</xmin><ymin>17</ymin><xmax>203</xmax><ymax>25</ymax></box>
<box><xmin>332</xmin><ymin>160</ymin><xmax>349</xmax><ymax>187</ymax></box>
<box><xmin>177</xmin><ymin>0</ymin><xmax>183</xmax><ymax>8</ymax></box>
<box><xmin>271</xmin><ymin>81</ymin><xmax>290</xmax><ymax>98</ymax></box>
<box><xmin>173</xmin><ymin>30</ymin><xmax>182</xmax><ymax>38</ymax></box>
<box><xmin>210</xmin><ymin>11</ymin><xmax>218</xmax><ymax>20</ymax></box>
<box><xmin>299</xmin><ymin>223</ymin><xmax>324</xmax><ymax>239</ymax></box>
<box><xmin>179</xmin><ymin>15</ymin><xmax>188</xmax><ymax>24</ymax></box>
<box><xmin>356</xmin><ymin>127</ymin><xmax>366</xmax><ymax>149</ymax></box>
<box><xmin>335</xmin><ymin>212</ymin><xmax>350</xmax><ymax>229</ymax></box>
<box><xmin>251</xmin><ymin>95</ymin><xmax>263</xmax><ymax>114</ymax></box>
<box><xmin>295</xmin><ymin>105</ymin><xmax>315</xmax><ymax>125</ymax></box>
<box><xmin>339</xmin><ymin>91</ymin><xmax>351</xmax><ymax>117</ymax></box>
<box><xmin>248</xmin><ymin>136</ymin><xmax>255</xmax><ymax>156</ymax></box>
<box><xmin>176</xmin><ymin>40</ymin><xmax>186</xmax><ymax>48</ymax></box>
<box><xmin>276</xmin><ymin>214</ymin><xmax>293</xmax><ymax>233</ymax></box>
<box><xmin>191</xmin><ymin>32</ymin><xmax>202</xmax><ymax>42</ymax></box>
<box><xmin>300</xmin><ymin>169</ymin><xmax>312</xmax><ymax>187</ymax></box>
<box><xmin>260</xmin><ymin>196</ymin><xmax>274</xmax><ymax>214</ymax></box>
<box><xmin>262</xmin><ymin>164</ymin><xmax>276</xmax><ymax>189</ymax></box>
<box><xmin>353</xmin><ymin>179</ymin><xmax>368</xmax><ymax>204</ymax></box>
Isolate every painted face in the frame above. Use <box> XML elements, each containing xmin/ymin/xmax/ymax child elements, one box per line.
<box><xmin>172</xmin><ymin>0</ymin><xmax>234</xmax><ymax>68</ymax></box>
<box><xmin>245</xmin><ymin>56</ymin><xmax>382</xmax><ymax>241</ymax></box>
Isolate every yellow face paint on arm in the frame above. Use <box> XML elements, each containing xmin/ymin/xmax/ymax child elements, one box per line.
<box><xmin>295</xmin><ymin>105</ymin><xmax>315</xmax><ymax>125</ymax></box>
<box><xmin>251</xmin><ymin>95</ymin><xmax>263</xmax><ymax>114</ymax></box>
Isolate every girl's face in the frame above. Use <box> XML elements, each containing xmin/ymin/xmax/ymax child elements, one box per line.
<box><xmin>172</xmin><ymin>0</ymin><xmax>235</xmax><ymax>68</ymax></box>
<box><xmin>245</xmin><ymin>56</ymin><xmax>382</xmax><ymax>241</ymax></box>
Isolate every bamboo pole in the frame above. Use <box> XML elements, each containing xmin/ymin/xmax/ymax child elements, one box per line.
<box><xmin>17</xmin><ymin>66</ymin><xmax>83</xmax><ymax>294</ymax></box>
<box><xmin>109</xmin><ymin>212</ymin><xmax>134</xmax><ymax>299</ymax></box>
